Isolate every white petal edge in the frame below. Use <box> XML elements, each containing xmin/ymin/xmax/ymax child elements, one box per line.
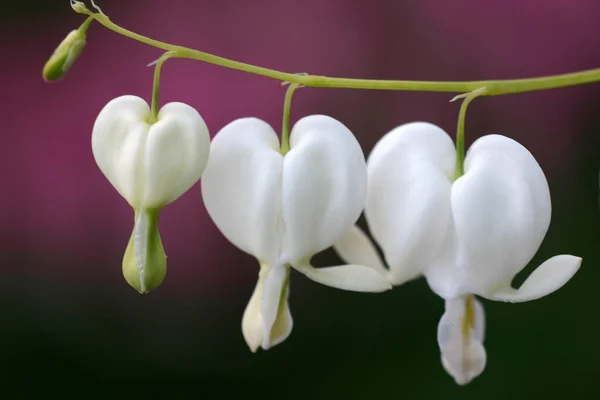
<box><xmin>365</xmin><ymin>122</ymin><xmax>455</xmax><ymax>285</ymax></box>
<box><xmin>332</xmin><ymin>225</ymin><xmax>388</xmax><ymax>277</ymax></box>
<box><xmin>282</xmin><ymin>115</ymin><xmax>367</xmax><ymax>264</ymax></box>
<box><xmin>485</xmin><ymin>255</ymin><xmax>581</xmax><ymax>303</ymax></box>
<box><xmin>293</xmin><ymin>264</ymin><xmax>392</xmax><ymax>292</ymax></box>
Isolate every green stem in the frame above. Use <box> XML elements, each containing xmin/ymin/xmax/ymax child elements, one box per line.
<box><xmin>454</xmin><ymin>88</ymin><xmax>487</xmax><ymax>179</ymax></box>
<box><xmin>72</xmin><ymin>2</ymin><xmax>600</xmax><ymax>95</ymax></box>
<box><xmin>149</xmin><ymin>52</ymin><xmax>176</xmax><ymax>124</ymax></box>
<box><xmin>281</xmin><ymin>83</ymin><xmax>301</xmax><ymax>155</ymax></box>
<box><xmin>78</xmin><ymin>16</ymin><xmax>94</xmax><ymax>33</ymax></box>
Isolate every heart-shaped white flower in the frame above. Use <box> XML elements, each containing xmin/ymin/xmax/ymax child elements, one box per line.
<box><xmin>336</xmin><ymin>121</ymin><xmax>580</xmax><ymax>301</ymax></box>
<box><xmin>334</xmin><ymin>121</ymin><xmax>581</xmax><ymax>384</ymax></box>
<box><xmin>201</xmin><ymin>115</ymin><xmax>391</xmax><ymax>351</ymax></box>
<box><xmin>92</xmin><ymin>95</ymin><xmax>210</xmax><ymax>293</ymax></box>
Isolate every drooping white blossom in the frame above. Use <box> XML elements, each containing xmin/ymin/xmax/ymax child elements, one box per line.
<box><xmin>201</xmin><ymin>115</ymin><xmax>391</xmax><ymax>351</ymax></box>
<box><xmin>334</xmin><ymin>121</ymin><xmax>581</xmax><ymax>384</ymax></box>
<box><xmin>92</xmin><ymin>95</ymin><xmax>210</xmax><ymax>293</ymax></box>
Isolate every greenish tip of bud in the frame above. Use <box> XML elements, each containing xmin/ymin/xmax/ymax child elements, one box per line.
<box><xmin>122</xmin><ymin>209</ymin><xmax>167</xmax><ymax>294</ymax></box>
<box><xmin>42</xmin><ymin>23</ymin><xmax>88</xmax><ymax>82</ymax></box>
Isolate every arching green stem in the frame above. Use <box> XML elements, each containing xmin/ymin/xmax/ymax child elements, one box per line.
<box><xmin>70</xmin><ymin>2</ymin><xmax>600</xmax><ymax>95</ymax></box>
<box><xmin>453</xmin><ymin>87</ymin><xmax>487</xmax><ymax>179</ymax></box>
<box><xmin>280</xmin><ymin>83</ymin><xmax>301</xmax><ymax>155</ymax></box>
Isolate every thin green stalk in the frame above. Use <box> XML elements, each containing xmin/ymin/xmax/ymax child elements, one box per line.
<box><xmin>148</xmin><ymin>52</ymin><xmax>177</xmax><ymax>124</ymax></box>
<box><xmin>71</xmin><ymin>2</ymin><xmax>600</xmax><ymax>96</ymax></box>
<box><xmin>78</xmin><ymin>16</ymin><xmax>94</xmax><ymax>33</ymax></box>
<box><xmin>281</xmin><ymin>83</ymin><xmax>300</xmax><ymax>155</ymax></box>
<box><xmin>453</xmin><ymin>88</ymin><xmax>488</xmax><ymax>179</ymax></box>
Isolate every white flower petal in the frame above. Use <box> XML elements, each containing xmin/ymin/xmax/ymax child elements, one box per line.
<box><xmin>332</xmin><ymin>225</ymin><xmax>388</xmax><ymax>276</ymax></box>
<box><xmin>201</xmin><ymin>118</ymin><xmax>284</xmax><ymax>263</ymax></box>
<box><xmin>92</xmin><ymin>95</ymin><xmax>210</xmax><ymax>209</ymax></box>
<box><xmin>242</xmin><ymin>263</ymin><xmax>293</xmax><ymax>352</ymax></box>
<box><xmin>282</xmin><ymin>115</ymin><xmax>367</xmax><ymax>264</ymax></box>
<box><xmin>241</xmin><ymin>279</ymin><xmax>264</xmax><ymax>352</ymax></box>
<box><xmin>294</xmin><ymin>264</ymin><xmax>392</xmax><ymax>292</ymax></box>
<box><xmin>143</xmin><ymin>102</ymin><xmax>210</xmax><ymax>207</ymax></box>
<box><xmin>452</xmin><ymin>135</ymin><xmax>552</xmax><ymax>297</ymax></box>
<box><xmin>437</xmin><ymin>296</ymin><xmax>486</xmax><ymax>386</ymax></box>
<box><xmin>366</xmin><ymin>122</ymin><xmax>455</xmax><ymax>285</ymax></box>
<box><xmin>92</xmin><ymin>95</ymin><xmax>149</xmax><ymax>207</ymax></box>
<box><xmin>486</xmin><ymin>255</ymin><xmax>581</xmax><ymax>303</ymax></box>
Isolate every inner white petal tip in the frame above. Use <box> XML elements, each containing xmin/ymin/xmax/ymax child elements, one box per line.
<box><xmin>441</xmin><ymin>357</ymin><xmax>478</xmax><ymax>386</ymax></box>
<box><xmin>246</xmin><ymin>341</ymin><xmax>260</xmax><ymax>353</ymax></box>
<box><xmin>440</xmin><ymin>338</ymin><xmax>487</xmax><ymax>386</ymax></box>
<box><xmin>438</xmin><ymin>296</ymin><xmax>487</xmax><ymax>386</ymax></box>
<box><xmin>242</xmin><ymin>274</ymin><xmax>267</xmax><ymax>353</ymax></box>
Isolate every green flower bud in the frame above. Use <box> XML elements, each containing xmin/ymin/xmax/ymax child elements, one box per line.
<box><xmin>122</xmin><ymin>208</ymin><xmax>167</xmax><ymax>294</ymax></box>
<box><xmin>42</xmin><ymin>28</ymin><xmax>86</xmax><ymax>82</ymax></box>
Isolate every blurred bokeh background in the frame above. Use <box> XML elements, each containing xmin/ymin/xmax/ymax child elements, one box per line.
<box><xmin>1</xmin><ymin>0</ymin><xmax>599</xmax><ymax>397</ymax></box>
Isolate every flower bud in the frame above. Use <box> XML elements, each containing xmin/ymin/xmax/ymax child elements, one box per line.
<box><xmin>122</xmin><ymin>209</ymin><xmax>167</xmax><ymax>294</ymax></box>
<box><xmin>42</xmin><ymin>29</ymin><xmax>86</xmax><ymax>82</ymax></box>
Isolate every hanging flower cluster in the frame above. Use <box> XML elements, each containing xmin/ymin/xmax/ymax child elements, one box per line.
<box><xmin>40</xmin><ymin>0</ymin><xmax>592</xmax><ymax>385</ymax></box>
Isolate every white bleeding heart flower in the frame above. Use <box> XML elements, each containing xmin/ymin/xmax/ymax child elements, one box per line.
<box><xmin>92</xmin><ymin>95</ymin><xmax>210</xmax><ymax>293</ymax></box>
<box><xmin>201</xmin><ymin>115</ymin><xmax>392</xmax><ymax>352</ymax></box>
<box><xmin>334</xmin><ymin>121</ymin><xmax>581</xmax><ymax>384</ymax></box>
